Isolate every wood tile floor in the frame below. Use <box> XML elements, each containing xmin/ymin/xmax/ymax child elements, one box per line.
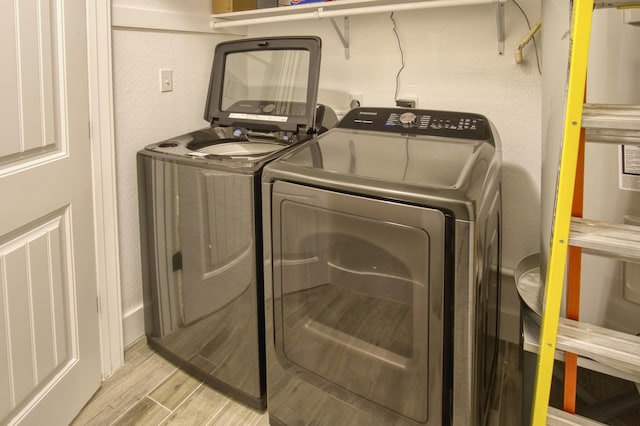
<box><xmin>72</xmin><ymin>338</ymin><xmax>522</xmax><ymax>425</ymax></box>
<box><xmin>71</xmin><ymin>338</ymin><xmax>268</xmax><ymax>426</ymax></box>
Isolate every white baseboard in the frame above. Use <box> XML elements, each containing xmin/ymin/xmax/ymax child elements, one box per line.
<box><xmin>122</xmin><ymin>304</ymin><xmax>146</xmax><ymax>349</ymax></box>
<box><xmin>122</xmin><ymin>276</ymin><xmax>522</xmax><ymax>349</ymax></box>
<box><xmin>500</xmin><ymin>306</ymin><xmax>520</xmax><ymax>344</ymax></box>
<box><xmin>500</xmin><ymin>271</ymin><xmax>522</xmax><ymax>344</ymax></box>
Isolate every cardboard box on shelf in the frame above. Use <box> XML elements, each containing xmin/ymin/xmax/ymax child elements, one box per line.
<box><xmin>213</xmin><ymin>0</ymin><xmax>256</xmax><ymax>13</ymax></box>
<box><xmin>290</xmin><ymin>0</ymin><xmax>329</xmax><ymax>4</ymax></box>
<box><xmin>278</xmin><ymin>0</ymin><xmax>333</xmax><ymax>7</ymax></box>
<box><xmin>257</xmin><ymin>0</ymin><xmax>278</xmax><ymax>7</ymax></box>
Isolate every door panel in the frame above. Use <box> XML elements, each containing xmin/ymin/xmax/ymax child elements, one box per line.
<box><xmin>0</xmin><ymin>1</ymin><xmax>20</xmax><ymax>158</ymax></box>
<box><xmin>0</xmin><ymin>0</ymin><xmax>100</xmax><ymax>424</ymax></box>
<box><xmin>0</xmin><ymin>213</ymin><xmax>72</xmax><ymax>410</ymax></box>
<box><xmin>0</xmin><ymin>0</ymin><xmax>58</xmax><ymax>165</ymax></box>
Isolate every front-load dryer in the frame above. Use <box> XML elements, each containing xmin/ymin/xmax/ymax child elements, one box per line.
<box><xmin>262</xmin><ymin>107</ymin><xmax>502</xmax><ymax>425</ymax></box>
<box><xmin>137</xmin><ymin>36</ymin><xmax>336</xmax><ymax>410</ymax></box>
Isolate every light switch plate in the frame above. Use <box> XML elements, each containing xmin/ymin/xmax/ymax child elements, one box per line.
<box><xmin>160</xmin><ymin>69</ymin><xmax>173</xmax><ymax>92</ymax></box>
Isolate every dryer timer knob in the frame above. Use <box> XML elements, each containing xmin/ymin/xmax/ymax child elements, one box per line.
<box><xmin>399</xmin><ymin>112</ymin><xmax>417</xmax><ymax>127</ymax></box>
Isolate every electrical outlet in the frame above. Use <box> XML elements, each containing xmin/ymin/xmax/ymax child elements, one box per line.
<box><xmin>160</xmin><ymin>69</ymin><xmax>173</xmax><ymax>92</ymax></box>
<box><xmin>396</xmin><ymin>95</ymin><xmax>419</xmax><ymax>108</ymax></box>
<box><xmin>349</xmin><ymin>92</ymin><xmax>363</xmax><ymax>109</ymax></box>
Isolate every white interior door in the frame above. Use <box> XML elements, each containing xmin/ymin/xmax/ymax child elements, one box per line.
<box><xmin>0</xmin><ymin>0</ymin><xmax>101</xmax><ymax>424</ymax></box>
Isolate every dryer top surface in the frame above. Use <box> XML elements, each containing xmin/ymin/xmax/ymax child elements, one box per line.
<box><xmin>263</xmin><ymin>108</ymin><xmax>502</xmax><ymax>218</ymax></box>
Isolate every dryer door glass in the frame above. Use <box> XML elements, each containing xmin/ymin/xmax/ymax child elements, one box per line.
<box><xmin>271</xmin><ymin>182</ymin><xmax>446</xmax><ymax>424</ymax></box>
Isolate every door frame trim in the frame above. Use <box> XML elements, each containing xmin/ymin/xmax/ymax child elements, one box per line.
<box><xmin>87</xmin><ymin>0</ymin><xmax>124</xmax><ymax>379</ymax></box>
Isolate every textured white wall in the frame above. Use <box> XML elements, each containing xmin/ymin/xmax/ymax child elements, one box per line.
<box><xmin>114</xmin><ymin>0</ymin><xmax>213</xmax><ymax>14</ymax></box>
<box><xmin>112</xmin><ymin>25</ymin><xmax>239</xmax><ymax>344</ymax></box>
<box><xmin>112</xmin><ymin>0</ymin><xmax>541</xmax><ymax>344</ymax></box>
<box><xmin>248</xmin><ymin>1</ymin><xmax>542</xmax><ymax>274</ymax></box>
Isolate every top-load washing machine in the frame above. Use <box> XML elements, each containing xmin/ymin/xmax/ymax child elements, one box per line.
<box><xmin>262</xmin><ymin>107</ymin><xmax>502</xmax><ymax>425</ymax></box>
<box><xmin>137</xmin><ymin>36</ymin><xmax>336</xmax><ymax>409</ymax></box>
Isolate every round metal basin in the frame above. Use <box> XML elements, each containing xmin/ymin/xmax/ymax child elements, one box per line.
<box><xmin>197</xmin><ymin>142</ymin><xmax>286</xmax><ymax>157</ymax></box>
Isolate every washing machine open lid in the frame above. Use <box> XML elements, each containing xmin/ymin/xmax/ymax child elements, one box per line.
<box><xmin>204</xmin><ymin>37</ymin><xmax>322</xmax><ymax>135</ymax></box>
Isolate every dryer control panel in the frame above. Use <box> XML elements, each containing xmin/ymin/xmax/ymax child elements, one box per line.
<box><xmin>337</xmin><ymin>107</ymin><xmax>492</xmax><ymax>142</ymax></box>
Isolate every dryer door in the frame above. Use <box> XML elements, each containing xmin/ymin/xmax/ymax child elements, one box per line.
<box><xmin>271</xmin><ymin>181</ymin><xmax>447</xmax><ymax>424</ymax></box>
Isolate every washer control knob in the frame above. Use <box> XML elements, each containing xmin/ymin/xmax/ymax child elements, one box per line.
<box><xmin>399</xmin><ymin>112</ymin><xmax>417</xmax><ymax>127</ymax></box>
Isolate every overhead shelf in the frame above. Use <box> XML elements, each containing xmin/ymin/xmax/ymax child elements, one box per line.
<box><xmin>211</xmin><ymin>0</ymin><xmax>507</xmax><ymax>56</ymax></box>
<box><xmin>211</xmin><ymin>0</ymin><xmax>505</xmax><ymax>26</ymax></box>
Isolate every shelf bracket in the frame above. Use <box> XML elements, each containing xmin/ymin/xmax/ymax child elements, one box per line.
<box><xmin>330</xmin><ymin>17</ymin><xmax>350</xmax><ymax>60</ymax></box>
<box><xmin>496</xmin><ymin>0</ymin><xmax>505</xmax><ymax>55</ymax></box>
